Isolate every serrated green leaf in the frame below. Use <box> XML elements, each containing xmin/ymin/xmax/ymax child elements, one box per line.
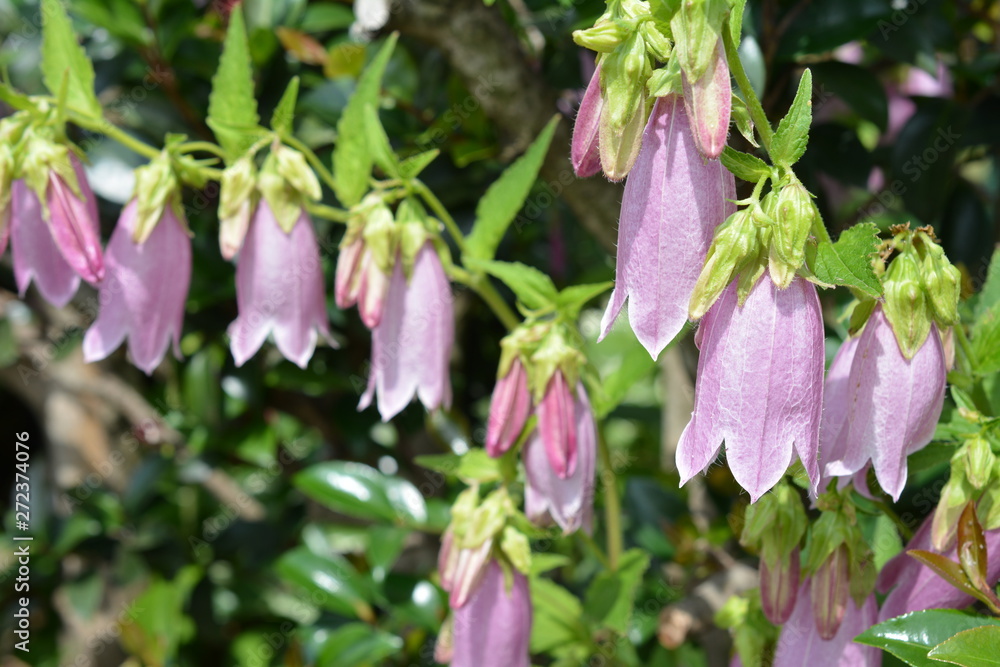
<box><xmin>271</xmin><ymin>76</ymin><xmax>299</xmax><ymax>136</ymax></box>
<box><xmin>972</xmin><ymin>302</ymin><xmax>1000</xmax><ymax>376</ymax></box>
<box><xmin>556</xmin><ymin>282</ymin><xmax>613</xmax><ymax>320</ymax></box>
<box><xmin>855</xmin><ymin>610</ymin><xmax>1000</xmax><ymax>667</ymax></box>
<box><xmin>466</xmin><ymin>258</ymin><xmax>559</xmax><ymax>310</ymax></box>
<box><xmin>975</xmin><ymin>248</ymin><xmax>1000</xmax><ymax>320</ymax></box>
<box><xmin>207</xmin><ymin>6</ymin><xmax>261</xmax><ymax>159</ymax></box>
<box><xmin>730</xmin><ymin>0</ymin><xmax>747</xmax><ymax>47</ymax></box>
<box><xmin>809</xmin><ymin>222</ymin><xmax>882</xmax><ymax>297</ymax></box>
<box><xmin>332</xmin><ymin>35</ymin><xmax>397</xmax><ymax>207</ymax></box>
<box><xmin>928</xmin><ymin>623</ymin><xmax>1000</xmax><ymax>666</ymax></box>
<box><xmin>363</xmin><ymin>103</ymin><xmax>400</xmax><ymax>178</ymax></box>
<box><xmin>399</xmin><ymin>149</ymin><xmax>439</xmax><ymax>179</ymax></box>
<box><xmin>464</xmin><ymin>115</ymin><xmax>560</xmax><ymax>261</ymax></box>
<box><xmin>721</xmin><ymin>146</ymin><xmax>770</xmax><ymax>182</ymax></box>
<box><xmin>770</xmin><ymin>68</ymin><xmax>813</xmax><ymax>168</ymax></box>
<box><xmin>41</xmin><ymin>0</ymin><xmax>102</xmax><ymax>118</ymax></box>
<box><xmin>583</xmin><ymin>549</ymin><xmax>650</xmax><ymax>633</ymax></box>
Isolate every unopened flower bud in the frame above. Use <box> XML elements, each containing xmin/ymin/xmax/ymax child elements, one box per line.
<box><xmin>919</xmin><ymin>240</ymin><xmax>961</xmax><ymax>328</ymax></box>
<box><xmin>572</xmin><ymin>19</ymin><xmax>628</xmax><ymax>53</ymax></box>
<box><xmin>811</xmin><ymin>544</ymin><xmax>849</xmax><ymax>640</ymax></box>
<box><xmin>133</xmin><ymin>156</ymin><xmax>183</xmax><ymax>244</ymax></box>
<box><xmin>335</xmin><ymin>235</ymin><xmax>365</xmax><ymax>309</ymax></box>
<box><xmin>599</xmin><ymin>32</ymin><xmax>652</xmax><ymax>180</ymax></box>
<box><xmin>571</xmin><ymin>65</ymin><xmax>604</xmax><ymax>178</ymax></box>
<box><xmin>883</xmin><ymin>251</ymin><xmax>932</xmax><ymax>359</ymax></box>
<box><xmin>761</xmin><ymin>548</ymin><xmax>800</xmax><ymax>625</ymax></box>
<box><xmin>486</xmin><ymin>358</ymin><xmax>532</xmax><ymax>457</ymax></box>
<box><xmin>689</xmin><ymin>209</ymin><xmax>761</xmax><ymax>320</ymax></box>
<box><xmin>768</xmin><ymin>182</ymin><xmax>818</xmax><ymax>289</ymax></box>
<box><xmin>681</xmin><ymin>39</ymin><xmax>731</xmax><ymax>160</ymax></box>
<box><xmin>218</xmin><ymin>158</ymin><xmax>257</xmax><ymax>259</ymax></box>
<box><xmin>965</xmin><ymin>436</ymin><xmax>995</xmax><ymax>490</ymax></box>
<box><xmin>274</xmin><ymin>144</ymin><xmax>322</xmax><ymax>202</ymax></box>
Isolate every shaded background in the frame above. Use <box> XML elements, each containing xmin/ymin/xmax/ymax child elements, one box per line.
<box><xmin>0</xmin><ymin>0</ymin><xmax>998</xmax><ymax>664</ymax></box>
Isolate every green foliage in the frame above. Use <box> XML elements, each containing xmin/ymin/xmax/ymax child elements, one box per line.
<box><xmin>809</xmin><ymin>222</ymin><xmax>883</xmax><ymax>297</ymax></box>
<box><xmin>720</xmin><ymin>146</ymin><xmax>771</xmax><ymax>182</ymax></box>
<box><xmin>856</xmin><ymin>610</ymin><xmax>1000</xmax><ymax>666</ymax></box>
<box><xmin>465</xmin><ymin>115</ymin><xmax>560</xmax><ymax>262</ymax></box>
<box><xmin>294</xmin><ymin>461</ymin><xmax>428</xmax><ymax>528</ymax></box>
<box><xmin>41</xmin><ymin>0</ymin><xmax>102</xmax><ymax>118</ymax></box>
<box><xmin>770</xmin><ymin>68</ymin><xmax>813</xmax><ymax>168</ymax></box>
<box><xmin>207</xmin><ymin>6</ymin><xmax>261</xmax><ymax>159</ymax></box>
<box><xmin>467</xmin><ymin>257</ymin><xmax>560</xmax><ymax>310</ymax></box>
<box><xmin>927</xmin><ymin>625</ymin><xmax>1000</xmax><ymax>667</ymax></box>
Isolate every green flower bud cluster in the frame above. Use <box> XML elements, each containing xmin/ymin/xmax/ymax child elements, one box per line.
<box><xmin>804</xmin><ymin>493</ymin><xmax>875</xmax><ymax>610</ymax></box>
<box><xmin>933</xmin><ymin>434</ymin><xmax>1000</xmax><ymax>550</ymax></box>
<box><xmin>258</xmin><ymin>142</ymin><xmax>323</xmax><ymax>233</ymax></box>
<box><xmin>444</xmin><ymin>486</ymin><xmax>532</xmax><ymax>577</ymax></box>
<box><xmin>498</xmin><ymin>321</ymin><xmax>587</xmax><ymax>404</ymax></box>
<box><xmin>741</xmin><ymin>481</ymin><xmax>808</xmax><ymax>567</ymax></box>
<box><xmin>880</xmin><ymin>225</ymin><xmax>961</xmax><ymax>358</ymax></box>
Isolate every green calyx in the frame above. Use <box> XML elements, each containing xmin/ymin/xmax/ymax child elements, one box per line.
<box><xmin>258</xmin><ymin>142</ymin><xmax>323</xmax><ymax>233</ymax></box>
<box><xmin>528</xmin><ymin>324</ymin><xmax>586</xmax><ymax>403</ymax></box>
<box><xmin>689</xmin><ymin>206</ymin><xmax>764</xmax><ymax>319</ymax></box>
<box><xmin>669</xmin><ymin>0</ymin><xmax>729</xmax><ymax>83</ymax></box>
<box><xmin>445</xmin><ymin>487</ymin><xmax>531</xmax><ymax>576</ymax></box>
<box><xmin>133</xmin><ymin>153</ymin><xmax>185</xmax><ymax>243</ymax></box>
<box><xmin>766</xmin><ymin>180</ymin><xmax>819</xmax><ymax>289</ymax></box>
<box><xmin>218</xmin><ymin>157</ymin><xmax>258</xmax><ymax>223</ymax></box>
<box><xmin>880</xmin><ymin>225</ymin><xmax>960</xmax><ymax>358</ymax></box>
<box><xmin>804</xmin><ymin>498</ymin><xmax>875</xmax><ymax>607</ymax></box>
<box><xmin>741</xmin><ymin>481</ymin><xmax>808</xmax><ymax>566</ymax></box>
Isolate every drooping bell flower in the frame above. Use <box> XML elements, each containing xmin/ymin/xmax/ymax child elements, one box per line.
<box><xmin>821</xmin><ymin>307</ymin><xmax>947</xmax><ymax>501</ymax></box>
<box><xmin>83</xmin><ymin>200</ymin><xmax>191</xmax><ymax>375</ymax></box>
<box><xmin>773</xmin><ymin>579</ymin><xmax>880</xmax><ymax>667</ymax></box>
<box><xmin>486</xmin><ymin>358</ymin><xmax>532</xmax><ymax>458</ymax></box>
<box><xmin>877</xmin><ymin>514</ymin><xmax>1000</xmax><ymax>622</ymax></box>
<box><xmin>438</xmin><ymin>527</ymin><xmax>494</xmax><ymax>609</ymax></box>
<box><xmin>359</xmin><ymin>242</ymin><xmax>453</xmax><ymax>421</ymax></box>
<box><xmin>335</xmin><ymin>199</ymin><xmax>394</xmax><ymax>329</ymax></box>
<box><xmin>450</xmin><ymin>560</ymin><xmax>531</xmax><ymax>667</ymax></box>
<box><xmin>600</xmin><ymin>95</ymin><xmax>736</xmax><ymax>359</ymax></box>
<box><xmin>760</xmin><ymin>547</ymin><xmax>801</xmax><ymax>625</ymax></box>
<box><xmin>10</xmin><ymin>180</ymin><xmax>81</xmax><ymax>307</ymax></box>
<box><xmin>227</xmin><ymin>202</ymin><xmax>333</xmax><ymax>368</ymax></box>
<box><xmin>524</xmin><ymin>382</ymin><xmax>596</xmax><ymax>535</ymax></box>
<box><xmin>681</xmin><ymin>40</ymin><xmax>732</xmax><ymax>160</ymax></box>
<box><xmin>536</xmin><ymin>371</ymin><xmax>579</xmax><ymax>478</ymax></box>
<box><xmin>676</xmin><ymin>277</ymin><xmax>825</xmax><ymax>501</ymax></box>
<box><xmin>571</xmin><ymin>64</ymin><xmax>603</xmax><ymax>178</ymax></box>
<box><xmin>42</xmin><ymin>153</ymin><xmax>104</xmax><ymax>284</ymax></box>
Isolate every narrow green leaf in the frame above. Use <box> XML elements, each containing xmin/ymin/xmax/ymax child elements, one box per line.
<box><xmin>363</xmin><ymin>103</ymin><xmax>400</xmax><ymax>178</ymax></box>
<box><xmin>465</xmin><ymin>115</ymin><xmax>560</xmax><ymax>261</ymax></box>
<box><xmin>720</xmin><ymin>146</ymin><xmax>770</xmax><ymax>182</ymax></box>
<box><xmin>271</xmin><ymin>76</ymin><xmax>299</xmax><ymax>136</ymax></box>
<box><xmin>809</xmin><ymin>222</ymin><xmax>883</xmax><ymax>297</ymax></box>
<box><xmin>770</xmin><ymin>68</ymin><xmax>813</xmax><ymax>168</ymax></box>
<box><xmin>41</xmin><ymin>0</ymin><xmax>102</xmax><ymax>118</ymax></box>
<box><xmin>530</xmin><ymin>577</ymin><xmax>585</xmax><ymax>654</ymax></box>
<box><xmin>207</xmin><ymin>6</ymin><xmax>261</xmax><ymax>159</ymax></box>
<box><xmin>972</xmin><ymin>301</ymin><xmax>1000</xmax><ymax>376</ymax></box>
<box><xmin>316</xmin><ymin>624</ymin><xmax>403</xmax><ymax>667</ymax></box>
<box><xmin>957</xmin><ymin>502</ymin><xmax>989</xmax><ymax>591</ymax></box>
<box><xmin>466</xmin><ymin>258</ymin><xmax>559</xmax><ymax>310</ymax></box>
<box><xmin>928</xmin><ymin>625</ymin><xmax>1000</xmax><ymax>666</ymax></box>
<box><xmin>332</xmin><ymin>35</ymin><xmax>397</xmax><ymax>207</ymax></box>
<box><xmin>975</xmin><ymin>248</ymin><xmax>1000</xmax><ymax>319</ymax></box>
<box><xmin>907</xmin><ymin>550</ymin><xmax>985</xmax><ymax>604</ymax></box>
<box><xmin>399</xmin><ymin>149</ymin><xmax>440</xmax><ymax>179</ymax></box>
<box><xmin>855</xmin><ymin>610</ymin><xmax>1000</xmax><ymax>667</ymax></box>
<box><xmin>583</xmin><ymin>549</ymin><xmax>651</xmax><ymax>633</ymax></box>
<box><xmin>414</xmin><ymin>449</ymin><xmax>502</xmax><ymax>483</ymax></box>
<box><xmin>556</xmin><ymin>281</ymin><xmax>613</xmax><ymax>320</ymax></box>
<box><xmin>730</xmin><ymin>0</ymin><xmax>747</xmax><ymax>47</ymax></box>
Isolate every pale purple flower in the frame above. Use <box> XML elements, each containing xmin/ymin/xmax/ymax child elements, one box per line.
<box><xmin>450</xmin><ymin>560</ymin><xmax>531</xmax><ymax>667</ymax></box>
<box><xmin>45</xmin><ymin>155</ymin><xmax>104</xmax><ymax>284</ymax></box>
<box><xmin>335</xmin><ymin>237</ymin><xmax>390</xmax><ymax>329</ymax></box>
<box><xmin>761</xmin><ymin>547</ymin><xmax>801</xmax><ymax>625</ymax></box>
<box><xmin>773</xmin><ymin>579</ymin><xmax>880</xmax><ymax>667</ymax></box>
<box><xmin>676</xmin><ymin>277</ymin><xmax>825</xmax><ymax>502</ymax></box>
<box><xmin>359</xmin><ymin>243</ymin><xmax>453</xmax><ymax>421</ymax></box>
<box><xmin>10</xmin><ymin>179</ymin><xmax>81</xmax><ymax>307</ymax></box>
<box><xmin>438</xmin><ymin>528</ymin><xmax>494</xmax><ymax>610</ymax></box>
<box><xmin>682</xmin><ymin>41</ymin><xmax>732</xmax><ymax>160</ymax></box>
<box><xmin>486</xmin><ymin>359</ymin><xmax>532</xmax><ymax>458</ymax></box>
<box><xmin>524</xmin><ymin>382</ymin><xmax>596</xmax><ymax>535</ymax></box>
<box><xmin>822</xmin><ymin>307</ymin><xmax>947</xmax><ymax>501</ymax></box>
<box><xmin>571</xmin><ymin>64</ymin><xmax>603</xmax><ymax>178</ymax></box>
<box><xmin>536</xmin><ymin>371</ymin><xmax>579</xmax><ymax>478</ymax></box>
<box><xmin>83</xmin><ymin>201</ymin><xmax>191</xmax><ymax>375</ymax></box>
<box><xmin>600</xmin><ymin>95</ymin><xmax>736</xmax><ymax>359</ymax></box>
<box><xmin>877</xmin><ymin>514</ymin><xmax>1000</xmax><ymax>622</ymax></box>
<box><xmin>228</xmin><ymin>202</ymin><xmax>332</xmax><ymax>368</ymax></box>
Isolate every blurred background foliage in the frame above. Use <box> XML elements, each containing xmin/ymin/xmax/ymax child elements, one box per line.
<box><xmin>0</xmin><ymin>0</ymin><xmax>997</xmax><ymax>665</ymax></box>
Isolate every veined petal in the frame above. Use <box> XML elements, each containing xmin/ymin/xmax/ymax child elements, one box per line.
<box><xmin>676</xmin><ymin>277</ymin><xmax>824</xmax><ymax>501</ymax></box>
<box><xmin>45</xmin><ymin>155</ymin><xmax>104</xmax><ymax>284</ymax></box>
<box><xmin>486</xmin><ymin>360</ymin><xmax>532</xmax><ymax>458</ymax></box>
<box><xmin>537</xmin><ymin>372</ymin><xmax>578</xmax><ymax>479</ymax></box>
<box><xmin>571</xmin><ymin>64</ymin><xmax>603</xmax><ymax>178</ymax></box>
<box><xmin>451</xmin><ymin>561</ymin><xmax>531</xmax><ymax>667</ymax></box>
<box><xmin>774</xmin><ymin>580</ymin><xmax>879</xmax><ymax>667</ymax></box>
<box><xmin>600</xmin><ymin>96</ymin><xmax>736</xmax><ymax>359</ymax></box>
<box><xmin>820</xmin><ymin>335</ymin><xmax>861</xmax><ymax>480</ymax></box>
<box><xmin>10</xmin><ymin>180</ymin><xmax>81</xmax><ymax>307</ymax></box>
<box><xmin>682</xmin><ymin>40</ymin><xmax>732</xmax><ymax>160</ymax></box>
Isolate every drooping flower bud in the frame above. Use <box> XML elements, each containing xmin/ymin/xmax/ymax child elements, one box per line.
<box><xmin>600</xmin><ymin>95</ymin><xmax>736</xmax><ymax>359</ymax></box>
<box><xmin>83</xmin><ymin>199</ymin><xmax>191</xmax><ymax>374</ymax></box>
<box><xmin>571</xmin><ymin>64</ymin><xmax>603</xmax><ymax>178</ymax></box>
<box><xmin>767</xmin><ymin>181</ymin><xmax>819</xmax><ymax>289</ymax></box>
<box><xmin>524</xmin><ymin>382</ymin><xmax>596</xmax><ymax>535</ymax></box>
<box><xmin>537</xmin><ymin>371</ymin><xmax>577</xmax><ymax>479</ymax></box>
<box><xmin>811</xmin><ymin>544</ymin><xmax>849</xmax><ymax>640</ymax></box>
<box><xmin>450</xmin><ymin>561</ymin><xmax>531</xmax><ymax>667</ymax></box>
<box><xmin>131</xmin><ymin>155</ymin><xmax>185</xmax><ymax>244</ymax></box>
<box><xmin>931</xmin><ymin>437</ymin><xmax>994</xmax><ymax>550</ymax></box>
<box><xmin>677</xmin><ymin>277</ymin><xmax>824</xmax><ymax>501</ymax></box>
<box><xmin>258</xmin><ymin>143</ymin><xmax>323</xmax><ymax>233</ymax></box>
<box><xmin>742</xmin><ymin>483</ymin><xmax>807</xmax><ymax>623</ymax></box>
<box><xmin>915</xmin><ymin>229</ymin><xmax>961</xmax><ymax>329</ymax></box>
<box><xmin>227</xmin><ymin>203</ymin><xmax>334</xmax><ymax>368</ymax></box>
<box><xmin>486</xmin><ymin>358</ymin><xmax>532</xmax><ymax>458</ymax></box>
<box><xmin>822</xmin><ymin>306</ymin><xmax>947</xmax><ymax>500</ymax></box>
<box><xmin>760</xmin><ymin>549</ymin><xmax>800</xmax><ymax>626</ymax></box>
<box><xmin>358</xmin><ymin>242</ymin><xmax>454</xmax><ymax>421</ymax></box>
<box><xmin>681</xmin><ymin>39</ymin><xmax>731</xmax><ymax>160</ymax></box>
<box><xmin>10</xmin><ymin>179</ymin><xmax>81</xmax><ymax>307</ymax></box>
<box><xmin>882</xmin><ymin>250</ymin><xmax>931</xmax><ymax>359</ymax></box>
<box><xmin>218</xmin><ymin>157</ymin><xmax>257</xmax><ymax>259</ymax></box>
<box><xmin>688</xmin><ymin>208</ymin><xmax>763</xmax><ymax>320</ymax></box>
<box><xmin>773</xmin><ymin>579</ymin><xmax>879</xmax><ymax>667</ymax></box>
<box><xmin>598</xmin><ymin>32</ymin><xmax>652</xmax><ymax>181</ymax></box>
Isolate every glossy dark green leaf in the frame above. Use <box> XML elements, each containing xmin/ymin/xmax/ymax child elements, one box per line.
<box><xmin>855</xmin><ymin>610</ymin><xmax>1000</xmax><ymax>667</ymax></box>
<box><xmin>294</xmin><ymin>461</ymin><xmax>426</xmax><ymax>526</ymax></box>
<box><xmin>274</xmin><ymin>547</ymin><xmax>375</xmax><ymax>621</ymax></box>
<box><xmin>317</xmin><ymin>623</ymin><xmax>403</xmax><ymax>666</ymax></box>
<box><xmin>928</xmin><ymin>625</ymin><xmax>1000</xmax><ymax>666</ymax></box>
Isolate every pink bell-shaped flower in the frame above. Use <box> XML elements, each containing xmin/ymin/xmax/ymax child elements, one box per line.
<box><xmin>44</xmin><ymin>154</ymin><xmax>104</xmax><ymax>285</ymax></box>
<box><xmin>821</xmin><ymin>307</ymin><xmax>947</xmax><ymax>501</ymax></box>
<box><xmin>450</xmin><ymin>560</ymin><xmax>531</xmax><ymax>667</ymax></box>
<box><xmin>676</xmin><ymin>277</ymin><xmax>825</xmax><ymax>501</ymax></box>
<box><xmin>486</xmin><ymin>359</ymin><xmax>532</xmax><ymax>458</ymax></box>
<box><xmin>83</xmin><ymin>200</ymin><xmax>191</xmax><ymax>375</ymax></box>
<box><xmin>10</xmin><ymin>179</ymin><xmax>81</xmax><ymax>307</ymax></box>
<box><xmin>227</xmin><ymin>202</ymin><xmax>333</xmax><ymax>368</ymax></box>
<box><xmin>600</xmin><ymin>95</ymin><xmax>736</xmax><ymax>359</ymax></box>
<box><xmin>358</xmin><ymin>242</ymin><xmax>454</xmax><ymax>421</ymax></box>
<box><xmin>524</xmin><ymin>381</ymin><xmax>596</xmax><ymax>535</ymax></box>
<box><xmin>571</xmin><ymin>64</ymin><xmax>603</xmax><ymax>178</ymax></box>
<box><xmin>681</xmin><ymin>41</ymin><xmax>732</xmax><ymax>160</ymax></box>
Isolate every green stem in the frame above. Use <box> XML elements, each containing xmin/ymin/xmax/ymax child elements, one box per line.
<box><xmin>577</xmin><ymin>530</ymin><xmax>612</xmax><ymax>570</ymax></box>
<box><xmin>954</xmin><ymin>323</ymin><xmax>979</xmax><ymax>374</ymax></box>
<box><xmin>283</xmin><ymin>134</ymin><xmax>338</xmax><ymax>194</ymax></box>
<box><xmin>306</xmin><ymin>202</ymin><xmax>351</xmax><ymax>224</ymax></box>
<box><xmin>597</xmin><ymin>431</ymin><xmax>622</xmax><ymax>570</ymax></box>
<box><xmin>875</xmin><ymin>498</ymin><xmax>914</xmax><ymax>541</ymax></box>
<box><xmin>179</xmin><ymin>141</ymin><xmax>227</xmax><ymax>158</ymax></box>
<box><xmin>412</xmin><ymin>180</ymin><xmax>467</xmax><ymax>255</ymax></box>
<box><xmin>722</xmin><ymin>26</ymin><xmax>774</xmax><ymax>153</ymax></box>
<box><xmin>449</xmin><ymin>267</ymin><xmax>520</xmax><ymax>331</ymax></box>
<box><xmin>68</xmin><ymin>111</ymin><xmax>161</xmax><ymax>160</ymax></box>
